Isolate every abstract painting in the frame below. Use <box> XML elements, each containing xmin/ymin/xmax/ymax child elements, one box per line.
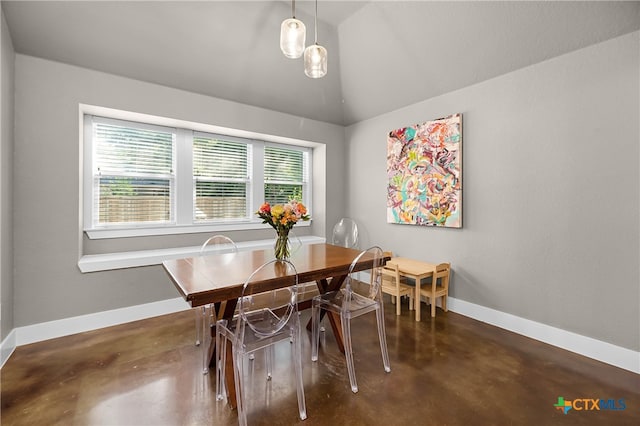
<box><xmin>387</xmin><ymin>113</ymin><xmax>462</xmax><ymax>228</ymax></box>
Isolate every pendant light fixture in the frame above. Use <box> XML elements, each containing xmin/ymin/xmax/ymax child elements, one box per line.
<box><xmin>280</xmin><ymin>0</ymin><xmax>306</xmax><ymax>59</ymax></box>
<box><xmin>304</xmin><ymin>0</ymin><xmax>327</xmax><ymax>78</ymax></box>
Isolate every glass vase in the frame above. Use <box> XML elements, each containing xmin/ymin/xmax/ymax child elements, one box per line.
<box><xmin>274</xmin><ymin>230</ymin><xmax>291</xmax><ymax>260</ymax></box>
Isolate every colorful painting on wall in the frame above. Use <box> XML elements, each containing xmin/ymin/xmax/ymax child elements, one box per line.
<box><xmin>387</xmin><ymin>113</ymin><xmax>462</xmax><ymax>228</ymax></box>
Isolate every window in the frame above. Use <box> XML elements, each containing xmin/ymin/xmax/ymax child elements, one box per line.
<box><xmin>83</xmin><ymin>115</ymin><xmax>311</xmax><ymax>238</ymax></box>
<box><xmin>91</xmin><ymin>119</ymin><xmax>176</xmax><ymax>227</ymax></box>
<box><xmin>264</xmin><ymin>145</ymin><xmax>307</xmax><ymax>205</ymax></box>
<box><xmin>193</xmin><ymin>135</ymin><xmax>250</xmax><ymax>221</ymax></box>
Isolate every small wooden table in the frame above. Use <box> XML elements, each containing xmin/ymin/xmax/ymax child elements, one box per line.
<box><xmin>385</xmin><ymin>257</ymin><xmax>437</xmax><ymax>322</ymax></box>
<box><xmin>162</xmin><ymin>243</ymin><xmax>379</xmax><ymax>408</ymax></box>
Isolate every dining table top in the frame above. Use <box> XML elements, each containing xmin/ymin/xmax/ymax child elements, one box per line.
<box><xmin>162</xmin><ymin>243</ymin><xmax>373</xmax><ymax>308</ymax></box>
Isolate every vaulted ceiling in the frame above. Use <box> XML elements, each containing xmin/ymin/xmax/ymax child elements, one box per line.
<box><xmin>3</xmin><ymin>1</ymin><xmax>639</xmax><ymax>125</ymax></box>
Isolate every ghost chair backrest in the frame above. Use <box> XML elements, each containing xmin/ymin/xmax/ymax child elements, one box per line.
<box><xmin>332</xmin><ymin>218</ymin><xmax>359</xmax><ymax>248</ymax></box>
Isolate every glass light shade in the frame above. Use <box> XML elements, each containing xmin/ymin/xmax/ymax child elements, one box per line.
<box><xmin>303</xmin><ymin>44</ymin><xmax>327</xmax><ymax>78</ymax></box>
<box><xmin>280</xmin><ymin>18</ymin><xmax>306</xmax><ymax>59</ymax></box>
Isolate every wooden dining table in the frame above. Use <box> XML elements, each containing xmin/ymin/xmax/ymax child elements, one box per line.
<box><xmin>162</xmin><ymin>242</ymin><xmax>379</xmax><ymax>408</ymax></box>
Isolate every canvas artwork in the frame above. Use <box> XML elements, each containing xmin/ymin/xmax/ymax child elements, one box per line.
<box><xmin>387</xmin><ymin>113</ymin><xmax>462</xmax><ymax>228</ymax></box>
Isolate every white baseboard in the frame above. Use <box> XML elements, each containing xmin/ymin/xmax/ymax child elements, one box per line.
<box><xmin>3</xmin><ymin>293</ymin><xmax>638</xmax><ymax>376</ymax></box>
<box><xmin>13</xmin><ymin>297</ymin><xmax>191</xmax><ymax>348</ymax></box>
<box><xmin>1</xmin><ymin>329</ymin><xmax>16</xmax><ymax>368</ymax></box>
<box><xmin>448</xmin><ymin>297</ymin><xmax>640</xmax><ymax>374</ymax></box>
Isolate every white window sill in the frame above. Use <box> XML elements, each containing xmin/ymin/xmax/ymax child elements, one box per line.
<box><xmin>78</xmin><ymin>235</ymin><xmax>326</xmax><ymax>273</ymax></box>
<box><xmin>85</xmin><ymin>220</ymin><xmax>310</xmax><ymax>240</ymax></box>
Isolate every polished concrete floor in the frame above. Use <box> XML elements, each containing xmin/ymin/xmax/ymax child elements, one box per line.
<box><xmin>2</xmin><ymin>298</ymin><xmax>639</xmax><ymax>425</ymax></box>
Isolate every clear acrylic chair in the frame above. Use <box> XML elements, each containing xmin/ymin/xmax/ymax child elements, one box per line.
<box><xmin>196</xmin><ymin>235</ymin><xmax>237</xmax><ymax>374</ymax></box>
<box><xmin>311</xmin><ymin>246</ymin><xmax>391</xmax><ymax>393</ymax></box>
<box><xmin>288</xmin><ymin>230</ymin><xmax>319</xmax><ymax>301</ymax></box>
<box><xmin>325</xmin><ymin>218</ymin><xmax>359</xmax><ymax>332</ymax></box>
<box><xmin>288</xmin><ymin>229</ymin><xmax>303</xmax><ymax>254</ymax></box>
<box><xmin>215</xmin><ymin>259</ymin><xmax>307</xmax><ymax>426</ymax></box>
<box><xmin>332</xmin><ymin>218</ymin><xmax>359</xmax><ymax>248</ymax></box>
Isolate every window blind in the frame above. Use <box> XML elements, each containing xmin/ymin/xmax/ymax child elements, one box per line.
<box><xmin>264</xmin><ymin>145</ymin><xmax>306</xmax><ymax>204</ymax></box>
<box><xmin>93</xmin><ymin>121</ymin><xmax>175</xmax><ymax>226</ymax></box>
<box><xmin>193</xmin><ymin>136</ymin><xmax>249</xmax><ymax>221</ymax></box>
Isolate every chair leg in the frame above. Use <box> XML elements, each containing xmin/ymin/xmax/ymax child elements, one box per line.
<box><xmin>341</xmin><ymin>317</ymin><xmax>358</xmax><ymax>393</ymax></box>
<box><xmin>195</xmin><ymin>307</ymin><xmax>201</xmax><ymax>346</ymax></box>
<box><xmin>201</xmin><ymin>305</ymin><xmax>211</xmax><ymax>374</ymax></box>
<box><xmin>311</xmin><ymin>302</ymin><xmax>320</xmax><ymax>362</ymax></box>
<box><xmin>376</xmin><ymin>306</ymin><xmax>391</xmax><ymax>373</ymax></box>
<box><xmin>396</xmin><ymin>294</ymin><xmax>401</xmax><ymax>315</ymax></box>
<box><xmin>291</xmin><ymin>318</ymin><xmax>307</xmax><ymax>420</ymax></box>
<box><xmin>442</xmin><ymin>295</ymin><xmax>448</xmax><ymax>312</ymax></box>
<box><xmin>215</xmin><ymin>321</ymin><xmax>227</xmax><ymax>401</ymax></box>
<box><xmin>431</xmin><ymin>296</ymin><xmax>436</xmax><ymax>317</ymax></box>
<box><xmin>233</xmin><ymin>348</ymin><xmax>247</xmax><ymax>426</ymax></box>
<box><xmin>265</xmin><ymin>345</ymin><xmax>274</xmax><ymax>381</ymax></box>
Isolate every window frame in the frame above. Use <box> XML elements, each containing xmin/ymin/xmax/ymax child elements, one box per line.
<box><xmin>82</xmin><ymin>111</ymin><xmax>312</xmax><ymax>239</ymax></box>
<box><xmin>86</xmin><ymin>116</ymin><xmax>178</xmax><ymax>229</ymax></box>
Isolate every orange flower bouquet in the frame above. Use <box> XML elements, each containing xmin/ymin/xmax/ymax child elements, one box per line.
<box><xmin>256</xmin><ymin>201</ymin><xmax>310</xmax><ymax>260</ymax></box>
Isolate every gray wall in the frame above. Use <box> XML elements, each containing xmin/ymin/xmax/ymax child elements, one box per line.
<box><xmin>345</xmin><ymin>32</ymin><xmax>640</xmax><ymax>351</ymax></box>
<box><xmin>12</xmin><ymin>54</ymin><xmax>345</xmax><ymax>327</ymax></box>
<box><xmin>1</xmin><ymin>11</ymin><xmax>15</xmax><ymax>340</ymax></box>
<box><xmin>6</xmin><ymin>18</ymin><xmax>639</xmax><ymax>356</ymax></box>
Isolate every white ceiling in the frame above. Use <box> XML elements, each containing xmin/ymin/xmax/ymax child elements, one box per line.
<box><xmin>3</xmin><ymin>1</ymin><xmax>639</xmax><ymax>125</ymax></box>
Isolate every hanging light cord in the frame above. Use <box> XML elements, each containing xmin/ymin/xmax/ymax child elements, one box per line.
<box><xmin>314</xmin><ymin>0</ymin><xmax>318</xmax><ymax>44</ymax></box>
<box><xmin>292</xmin><ymin>0</ymin><xmax>295</xmax><ymax>18</ymax></box>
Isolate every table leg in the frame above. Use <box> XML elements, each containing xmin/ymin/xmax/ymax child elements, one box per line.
<box><xmin>325</xmin><ymin>311</ymin><xmax>345</xmax><ymax>353</ymax></box>
<box><xmin>415</xmin><ymin>282</ymin><xmax>421</xmax><ymax>322</ymax></box>
<box><xmin>206</xmin><ymin>301</ymin><xmax>221</xmax><ymax>369</ymax></box>
<box><xmin>207</xmin><ymin>299</ymin><xmax>239</xmax><ymax>409</ymax></box>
